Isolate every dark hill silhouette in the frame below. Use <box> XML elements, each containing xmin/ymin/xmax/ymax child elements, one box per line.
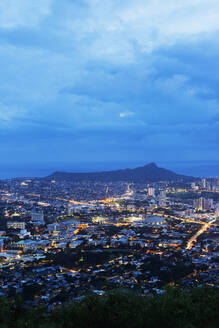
<box><xmin>47</xmin><ymin>162</ymin><xmax>194</xmax><ymax>182</ymax></box>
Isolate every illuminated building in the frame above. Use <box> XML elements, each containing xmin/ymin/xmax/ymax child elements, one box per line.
<box><xmin>148</xmin><ymin>187</ymin><xmax>155</xmax><ymax>197</ymax></box>
<box><xmin>7</xmin><ymin>221</ymin><xmax>25</xmax><ymax>230</ymax></box>
<box><xmin>146</xmin><ymin>216</ymin><xmax>167</xmax><ymax>227</ymax></box>
<box><xmin>31</xmin><ymin>212</ymin><xmax>45</xmax><ymax>225</ymax></box>
<box><xmin>201</xmin><ymin>178</ymin><xmax>211</xmax><ymax>190</ymax></box>
<box><xmin>123</xmin><ymin>216</ymin><xmax>143</xmax><ymax>223</ymax></box>
<box><xmin>202</xmin><ymin>178</ymin><xmax>207</xmax><ymax>189</ymax></box>
<box><xmin>16</xmin><ymin>240</ymin><xmax>37</xmax><ymax>252</ymax></box>
<box><xmin>92</xmin><ymin>216</ymin><xmax>107</xmax><ymax>224</ymax></box>
<box><xmin>191</xmin><ymin>182</ymin><xmax>196</xmax><ymax>190</ymax></box>
<box><xmin>194</xmin><ymin>197</ymin><xmax>213</xmax><ymax>211</ymax></box>
<box><xmin>215</xmin><ymin>204</ymin><xmax>219</xmax><ymax>217</ymax></box>
<box><xmin>158</xmin><ymin>190</ymin><xmax>166</xmax><ymax>207</ymax></box>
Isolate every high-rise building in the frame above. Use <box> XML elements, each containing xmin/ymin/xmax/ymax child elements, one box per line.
<box><xmin>158</xmin><ymin>190</ymin><xmax>166</xmax><ymax>207</ymax></box>
<box><xmin>215</xmin><ymin>204</ymin><xmax>219</xmax><ymax>217</ymax></box>
<box><xmin>194</xmin><ymin>197</ymin><xmax>213</xmax><ymax>211</ymax></box>
<box><xmin>148</xmin><ymin>187</ymin><xmax>155</xmax><ymax>197</ymax></box>
<box><xmin>201</xmin><ymin>178</ymin><xmax>211</xmax><ymax>190</ymax></box>
<box><xmin>191</xmin><ymin>182</ymin><xmax>196</xmax><ymax>190</ymax></box>
<box><xmin>202</xmin><ymin>178</ymin><xmax>207</xmax><ymax>189</ymax></box>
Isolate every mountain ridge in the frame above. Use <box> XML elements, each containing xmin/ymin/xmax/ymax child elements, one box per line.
<box><xmin>46</xmin><ymin>162</ymin><xmax>194</xmax><ymax>182</ymax></box>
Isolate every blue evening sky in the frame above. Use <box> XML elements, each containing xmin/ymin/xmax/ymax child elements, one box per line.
<box><xmin>0</xmin><ymin>0</ymin><xmax>219</xmax><ymax>176</ymax></box>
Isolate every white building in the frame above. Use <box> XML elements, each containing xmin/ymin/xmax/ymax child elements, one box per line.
<box><xmin>148</xmin><ymin>188</ymin><xmax>155</xmax><ymax>197</ymax></box>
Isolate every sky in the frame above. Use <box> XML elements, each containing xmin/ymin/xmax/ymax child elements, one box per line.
<box><xmin>0</xmin><ymin>0</ymin><xmax>219</xmax><ymax>176</ymax></box>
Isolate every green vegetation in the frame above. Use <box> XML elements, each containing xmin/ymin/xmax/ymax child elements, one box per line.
<box><xmin>0</xmin><ymin>287</ymin><xmax>219</xmax><ymax>327</ymax></box>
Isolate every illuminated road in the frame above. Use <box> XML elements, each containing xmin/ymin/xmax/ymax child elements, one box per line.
<box><xmin>186</xmin><ymin>218</ymin><xmax>216</xmax><ymax>250</ymax></box>
<box><xmin>98</xmin><ymin>183</ymin><xmax>134</xmax><ymax>204</ymax></box>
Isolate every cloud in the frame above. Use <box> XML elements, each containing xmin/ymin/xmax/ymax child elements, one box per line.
<box><xmin>0</xmin><ymin>0</ymin><xmax>219</xmax><ymax>165</ymax></box>
<box><xmin>55</xmin><ymin>0</ymin><xmax>219</xmax><ymax>62</ymax></box>
<box><xmin>0</xmin><ymin>0</ymin><xmax>53</xmax><ymax>29</ymax></box>
<box><xmin>119</xmin><ymin>112</ymin><xmax>134</xmax><ymax>118</ymax></box>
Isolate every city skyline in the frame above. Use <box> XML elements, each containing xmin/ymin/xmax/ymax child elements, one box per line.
<box><xmin>0</xmin><ymin>2</ymin><xmax>219</xmax><ymax>318</ymax></box>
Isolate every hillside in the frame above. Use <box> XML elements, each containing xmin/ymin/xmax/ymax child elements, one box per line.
<box><xmin>0</xmin><ymin>287</ymin><xmax>219</xmax><ymax>327</ymax></box>
<box><xmin>47</xmin><ymin>162</ymin><xmax>194</xmax><ymax>182</ymax></box>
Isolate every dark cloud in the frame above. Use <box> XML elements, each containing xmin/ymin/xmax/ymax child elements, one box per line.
<box><xmin>0</xmin><ymin>0</ymin><xmax>219</xmax><ymax>171</ymax></box>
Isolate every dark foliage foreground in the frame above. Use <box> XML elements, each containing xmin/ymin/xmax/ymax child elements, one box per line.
<box><xmin>0</xmin><ymin>287</ymin><xmax>219</xmax><ymax>328</ymax></box>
